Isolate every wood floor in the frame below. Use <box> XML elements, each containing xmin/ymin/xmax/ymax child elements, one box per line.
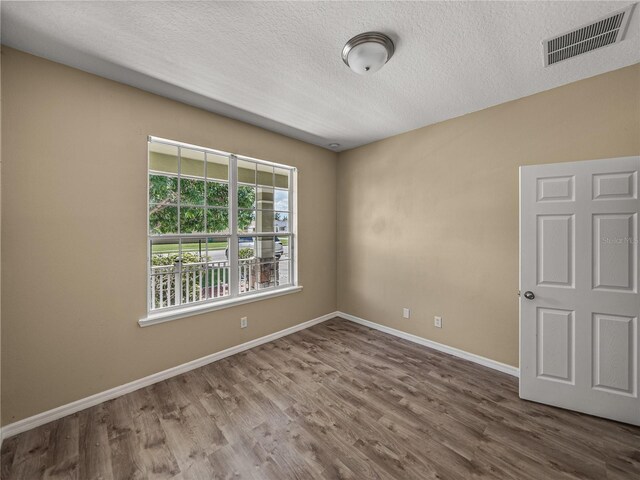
<box><xmin>2</xmin><ymin>319</ymin><xmax>639</xmax><ymax>479</ymax></box>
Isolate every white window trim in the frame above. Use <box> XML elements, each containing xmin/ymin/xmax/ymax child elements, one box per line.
<box><xmin>141</xmin><ymin>136</ymin><xmax>300</xmax><ymax>326</ymax></box>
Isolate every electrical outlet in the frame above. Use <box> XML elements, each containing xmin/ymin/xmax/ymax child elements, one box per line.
<box><xmin>240</xmin><ymin>317</ymin><xmax>248</xmax><ymax>328</ymax></box>
<box><xmin>434</xmin><ymin>316</ymin><xmax>442</xmax><ymax>328</ymax></box>
<box><xmin>402</xmin><ymin>308</ymin><xmax>411</xmax><ymax>319</ymax></box>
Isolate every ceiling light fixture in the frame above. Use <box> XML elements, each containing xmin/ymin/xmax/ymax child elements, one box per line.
<box><xmin>342</xmin><ymin>32</ymin><xmax>395</xmax><ymax>75</ymax></box>
<box><xmin>328</xmin><ymin>143</ymin><xmax>341</xmax><ymax>149</ymax></box>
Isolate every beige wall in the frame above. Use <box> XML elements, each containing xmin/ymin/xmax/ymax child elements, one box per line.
<box><xmin>1</xmin><ymin>48</ymin><xmax>337</xmax><ymax>425</ymax></box>
<box><xmin>337</xmin><ymin>63</ymin><xmax>640</xmax><ymax>368</ymax></box>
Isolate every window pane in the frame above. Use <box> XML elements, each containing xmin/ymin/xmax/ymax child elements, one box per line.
<box><xmin>255</xmin><ymin>210</ymin><xmax>274</xmax><ymax>233</ymax></box>
<box><xmin>206</xmin><ymin>237</ymin><xmax>228</xmax><ymax>258</ymax></box>
<box><xmin>277</xmin><ymin>235</ymin><xmax>290</xmax><ymax>260</ymax></box>
<box><xmin>180</xmin><ymin>238</ymin><xmax>206</xmax><ymax>257</ymax></box>
<box><xmin>256</xmin><ymin>187</ymin><xmax>274</xmax><ymax>210</ymax></box>
<box><xmin>275</xmin><ymin>212</ymin><xmax>289</xmax><ymax>232</ymax></box>
<box><xmin>207</xmin><ymin>208</ymin><xmax>229</xmax><ymax>234</ymax></box>
<box><xmin>239</xmin><ymin>260</ymin><xmax>254</xmax><ymax>294</ymax></box>
<box><xmin>239</xmin><ymin>260</ymin><xmax>276</xmax><ymax>293</ymax></box>
<box><xmin>207</xmin><ymin>181</ymin><xmax>228</xmax><ymax>207</ymax></box>
<box><xmin>238</xmin><ymin>185</ymin><xmax>256</xmax><ymax>209</ymax></box>
<box><xmin>206</xmin><ymin>152</ymin><xmax>229</xmax><ymax>181</ymax></box>
<box><xmin>238</xmin><ymin>236</ymin><xmax>255</xmax><ymax>259</ymax></box>
<box><xmin>149</xmin><ymin>174</ymin><xmax>178</xmax><ymax>204</ymax></box>
<box><xmin>274</xmin><ymin>167</ymin><xmax>289</xmax><ymax>189</ymax></box>
<box><xmin>255</xmin><ymin>236</ymin><xmax>276</xmax><ymax>260</ymax></box>
<box><xmin>180</xmin><ymin>178</ymin><xmax>205</xmax><ymax>205</ymax></box>
<box><xmin>238</xmin><ymin>237</ymin><xmax>256</xmax><ymax>292</ymax></box>
<box><xmin>257</xmin><ymin>164</ymin><xmax>274</xmax><ymax>187</ymax></box>
<box><xmin>238</xmin><ymin>209</ymin><xmax>256</xmax><ymax>234</ymax></box>
<box><xmin>151</xmin><ymin>238</ymin><xmax>180</xmax><ymax>256</ymax></box>
<box><xmin>206</xmin><ymin>237</ymin><xmax>230</xmax><ymax>299</ymax></box>
<box><xmin>180</xmin><ymin>148</ymin><xmax>205</xmax><ymax>179</ymax></box>
<box><xmin>149</xmin><ymin>143</ymin><xmax>178</xmax><ymax>174</ymax></box>
<box><xmin>274</xmin><ymin>189</ymin><xmax>289</xmax><ymax>211</ymax></box>
<box><xmin>257</xmin><ymin>262</ymin><xmax>276</xmax><ymax>290</ymax></box>
<box><xmin>276</xmin><ymin>260</ymin><xmax>290</xmax><ymax>286</ymax></box>
<box><xmin>180</xmin><ymin>207</ymin><xmax>205</xmax><ymax>233</ymax></box>
<box><xmin>257</xmin><ymin>187</ymin><xmax>274</xmax><ymax>209</ymax></box>
<box><xmin>180</xmin><ymin>237</ymin><xmax>207</xmax><ymax>305</ymax></box>
<box><xmin>237</xmin><ymin>159</ymin><xmax>256</xmax><ymax>184</ymax></box>
<box><xmin>149</xmin><ymin>204</ymin><xmax>178</xmax><ymax>235</ymax></box>
<box><xmin>150</xmin><ymin>238</ymin><xmax>180</xmax><ymax>309</ymax></box>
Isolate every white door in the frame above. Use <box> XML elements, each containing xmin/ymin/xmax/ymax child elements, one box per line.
<box><xmin>520</xmin><ymin>156</ymin><xmax>640</xmax><ymax>426</ymax></box>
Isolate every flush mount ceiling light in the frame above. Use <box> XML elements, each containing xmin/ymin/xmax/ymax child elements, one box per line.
<box><xmin>328</xmin><ymin>143</ymin><xmax>341</xmax><ymax>149</ymax></box>
<box><xmin>342</xmin><ymin>32</ymin><xmax>395</xmax><ymax>75</ymax></box>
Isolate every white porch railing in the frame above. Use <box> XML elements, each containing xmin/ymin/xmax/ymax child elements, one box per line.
<box><xmin>239</xmin><ymin>259</ymin><xmax>254</xmax><ymax>294</ymax></box>
<box><xmin>151</xmin><ymin>260</ymin><xmax>230</xmax><ymax>310</ymax></box>
<box><xmin>150</xmin><ymin>258</ymin><xmax>263</xmax><ymax>310</ymax></box>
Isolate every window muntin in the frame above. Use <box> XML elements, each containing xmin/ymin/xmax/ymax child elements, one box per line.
<box><xmin>148</xmin><ymin>137</ymin><xmax>295</xmax><ymax>313</ymax></box>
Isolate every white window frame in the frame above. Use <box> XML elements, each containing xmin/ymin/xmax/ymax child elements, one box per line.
<box><xmin>140</xmin><ymin>136</ymin><xmax>301</xmax><ymax>327</ymax></box>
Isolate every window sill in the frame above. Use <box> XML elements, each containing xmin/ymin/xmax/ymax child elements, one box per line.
<box><xmin>139</xmin><ymin>285</ymin><xmax>303</xmax><ymax>327</ymax></box>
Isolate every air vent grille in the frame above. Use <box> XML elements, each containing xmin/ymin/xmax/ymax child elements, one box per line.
<box><xmin>544</xmin><ymin>5</ymin><xmax>635</xmax><ymax>66</ymax></box>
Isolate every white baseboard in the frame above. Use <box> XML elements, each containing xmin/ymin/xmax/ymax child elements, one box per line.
<box><xmin>1</xmin><ymin>311</ymin><xmax>339</xmax><ymax>440</ymax></box>
<box><xmin>336</xmin><ymin>311</ymin><xmax>520</xmax><ymax>377</ymax></box>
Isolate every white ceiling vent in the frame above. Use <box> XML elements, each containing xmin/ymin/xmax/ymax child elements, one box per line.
<box><xmin>543</xmin><ymin>4</ymin><xmax>636</xmax><ymax>66</ymax></box>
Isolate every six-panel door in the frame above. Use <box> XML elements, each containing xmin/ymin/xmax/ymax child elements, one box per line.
<box><xmin>520</xmin><ymin>157</ymin><xmax>640</xmax><ymax>426</ymax></box>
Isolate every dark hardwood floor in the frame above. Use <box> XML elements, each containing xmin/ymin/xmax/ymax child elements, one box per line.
<box><xmin>2</xmin><ymin>318</ymin><xmax>639</xmax><ymax>479</ymax></box>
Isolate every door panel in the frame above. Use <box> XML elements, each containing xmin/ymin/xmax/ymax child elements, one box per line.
<box><xmin>520</xmin><ymin>156</ymin><xmax>640</xmax><ymax>426</ymax></box>
<box><xmin>536</xmin><ymin>307</ymin><xmax>574</xmax><ymax>383</ymax></box>
<box><xmin>537</xmin><ymin>214</ymin><xmax>574</xmax><ymax>287</ymax></box>
<box><xmin>537</xmin><ymin>175</ymin><xmax>575</xmax><ymax>202</ymax></box>
<box><xmin>592</xmin><ymin>213</ymin><xmax>636</xmax><ymax>292</ymax></box>
<box><xmin>592</xmin><ymin>313</ymin><xmax>636</xmax><ymax>396</ymax></box>
<box><xmin>593</xmin><ymin>171</ymin><xmax>637</xmax><ymax>200</ymax></box>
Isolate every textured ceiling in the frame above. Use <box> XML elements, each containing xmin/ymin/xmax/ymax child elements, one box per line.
<box><xmin>2</xmin><ymin>1</ymin><xmax>639</xmax><ymax>151</ymax></box>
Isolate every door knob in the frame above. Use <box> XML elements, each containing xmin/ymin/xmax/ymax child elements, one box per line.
<box><xmin>523</xmin><ymin>291</ymin><xmax>535</xmax><ymax>300</ymax></box>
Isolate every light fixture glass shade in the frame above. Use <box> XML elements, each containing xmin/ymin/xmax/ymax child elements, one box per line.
<box><xmin>342</xmin><ymin>32</ymin><xmax>395</xmax><ymax>75</ymax></box>
<box><xmin>346</xmin><ymin>42</ymin><xmax>389</xmax><ymax>75</ymax></box>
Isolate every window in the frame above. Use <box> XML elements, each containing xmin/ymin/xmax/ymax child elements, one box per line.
<box><xmin>147</xmin><ymin>137</ymin><xmax>296</xmax><ymax>315</ymax></box>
